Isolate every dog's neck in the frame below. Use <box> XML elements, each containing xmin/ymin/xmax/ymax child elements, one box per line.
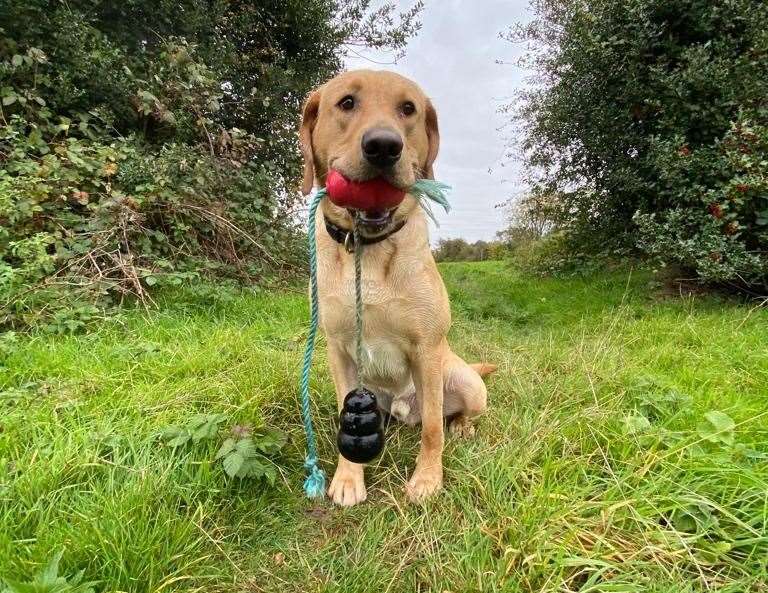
<box><xmin>323</xmin><ymin>215</ymin><xmax>407</xmax><ymax>253</ymax></box>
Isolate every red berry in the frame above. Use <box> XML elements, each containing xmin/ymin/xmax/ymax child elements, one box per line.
<box><xmin>325</xmin><ymin>169</ymin><xmax>405</xmax><ymax>211</ymax></box>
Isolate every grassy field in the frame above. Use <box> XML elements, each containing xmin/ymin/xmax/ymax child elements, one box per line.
<box><xmin>1</xmin><ymin>261</ymin><xmax>767</xmax><ymax>592</ymax></box>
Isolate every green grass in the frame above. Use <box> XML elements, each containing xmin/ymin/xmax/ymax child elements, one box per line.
<box><xmin>1</xmin><ymin>261</ymin><xmax>767</xmax><ymax>592</ymax></box>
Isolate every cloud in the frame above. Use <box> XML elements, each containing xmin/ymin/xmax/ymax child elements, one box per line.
<box><xmin>345</xmin><ymin>0</ymin><xmax>532</xmax><ymax>242</ymax></box>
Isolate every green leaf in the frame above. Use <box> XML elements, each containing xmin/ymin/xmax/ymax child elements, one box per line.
<box><xmin>2</xmin><ymin>94</ymin><xmax>17</xmax><ymax>106</ymax></box>
<box><xmin>623</xmin><ymin>413</ymin><xmax>651</xmax><ymax>435</ymax></box>
<box><xmin>698</xmin><ymin>410</ymin><xmax>735</xmax><ymax>446</ymax></box>
<box><xmin>222</xmin><ymin>451</ymin><xmax>244</xmax><ymax>477</ymax></box>
<box><xmin>705</xmin><ymin>410</ymin><xmax>736</xmax><ymax>432</ymax></box>
<box><xmin>253</xmin><ymin>428</ymin><xmax>287</xmax><ymax>454</ymax></box>
<box><xmin>670</xmin><ymin>503</ymin><xmax>716</xmax><ymax>534</ymax></box>
<box><xmin>235</xmin><ymin>437</ymin><xmax>257</xmax><ymax>457</ymax></box>
<box><xmin>215</xmin><ymin>438</ymin><xmax>236</xmax><ymax>459</ymax></box>
<box><xmin>166</xmin><ymin>433</ymin><xmax>191</xmax><ymax>448</ymax></box>
<box><xmin>160</xmin><ymin>426</ymin><xmax>191</xmax><ymax>448</ymax></box>
<box><xmin>734</xmin><ymin>443</ymin><xmax>768</xmax><ymax>460</ymax></box>
<box><xmin>190</xmin><ymin>414</ymin><xmax>223</xmax><ymax>442</ymax></box>
<box><xmin>698</xmin><ymin>540</ymin><xmax>733</xmax><ymax>565</ymax></box>
<box><xmin>2</xmin><ymin>578</ymin><xmax>41</xmax><ymax>593</ymax></box>
<box><xmin>39</xmin><ymin>549</ymin><xmax>63</xmax><ymax>584</ymax></box>
<box><xmin>1</xmin><ymin>550</ymin><xmax>96</xmax><ymax>593</ymax></box>
<box><xmin>239</xmin><ymin>454</ymin><xmax>269</xmax><ymax>478</ymax></box>
<box><xmin>11</xmin><ymin>54</ymin><xmax>23</xmax><ymax>67</ymax></box>
<box><xmin>262</xmin><ymin>464</ymin><xmax>277</xmax><ymax>485</ymax></box>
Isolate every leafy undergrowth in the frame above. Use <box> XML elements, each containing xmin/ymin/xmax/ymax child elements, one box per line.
<box><xmin>1</xmin><ymin>261</ymin><xmax>766</xmax><ymax>592</ymax></box>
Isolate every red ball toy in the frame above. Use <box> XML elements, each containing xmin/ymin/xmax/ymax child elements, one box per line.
<box><xmin>325</xmin><ymin>169</ymin><xmax>405</xmax><ymax>211</ymax></box>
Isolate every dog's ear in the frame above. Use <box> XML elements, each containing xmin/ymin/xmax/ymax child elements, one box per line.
<box><xmin>424</xmin><ymin>99</ymin><xmax>440</xmax><ymax>180</ymax></box>
<box><xmin>299</xmin><ymin>89</ymin><xmax>321</xmax><ymax>195</ymax></box>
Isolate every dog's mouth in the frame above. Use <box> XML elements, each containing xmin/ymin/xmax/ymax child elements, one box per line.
<box><xmin>352</xmin><ymin>208</ymin><xmax>397</xmax><ymax>235</ymax></box>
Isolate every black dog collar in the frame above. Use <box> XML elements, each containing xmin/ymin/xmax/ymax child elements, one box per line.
<box><xmin>324</xmin><ymin>217</ymin><xmax>406</xmax><ymax>252</ymax></box>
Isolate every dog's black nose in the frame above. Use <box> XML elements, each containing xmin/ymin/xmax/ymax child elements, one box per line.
<box><xmin>361</xmin><ymin>128</ymin><xmax>403</xmax><ymax>168</ymax></box>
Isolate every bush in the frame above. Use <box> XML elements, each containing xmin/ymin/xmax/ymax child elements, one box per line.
<box><xmin>509</xmin><ymin>0</ymin><xmax>768</xmax><ymax>290</ymax></box>
<box><xmin>635</xmin><ymin>116</ymin><xmax>768</xmax><ymax>285</ymax></box>
<box><xmin>0</xmin><ymin>39</ymin><xmax>298</xmax><ymax>329</ymax></box>
<box><xmin>0</xmin><ymin>1</ymin><xmax>423</xmax><ymax>329</ymax></box>
<box><xmin>509</xmin><ymin>232</ymin><xmax>629</xmax><ymax>277</ymax></box>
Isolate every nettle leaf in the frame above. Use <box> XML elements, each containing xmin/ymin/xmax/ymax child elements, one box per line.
<box><xmin>39</xmin><ymin>549</ymin><xmax>64</xmax><ymax>584</ymax></box>
<box><xmin>159</xmin><ymin>425</ymin><xmax>191</xmax><ymax>448</ymax></box>
<box><xmin>240</xmin><ymin>454</ymin><xmax>269</xmax><ymax>479</ymax></box>
<box><xmin>733</xmin><ymin>443</ymin><xmax>768</xmax><ymax>460</ymax></box>
<box><xmin>167</xmin><ymin>432</ymin><xmax>192</xmax><ymax>448</ymax></box>
<box><xmin>189</xmin><ymin>413</ymin><xmax>224</xmax><ymax>442</ymax></box>
<box><xmin>623</xmin><ymin>413</ymin><xmax>651</xmax><ymax>435</ymax></box>
<box><xmin>253</xmin><ymin>428</ymin><xmax>287</xmax><ymax>454</ymax></box>
<box><xmin>222</xmin><ymin>451</ymin><xmax>245</xmax><ymax>477</ymax></box>
<box><xmin>161</xmin><ymin>414</ymin><xmax>224</xmax><ymax>448</ymax></box>
<box><xmin>234</xmin><ymin>437</ymin><xmax>257</xmax><ymax>457</ymax></box>
<box><xmin>1</xmin><ymin>549</ymin><xmax>97</xmax><ymax>593</ymax></box>
<box><xmin>670</xmin><ymin>503</ymin><xmax>718</xmax><ymax>535</ymax></box>
<box><xmin>698</xmin><ymin>540</ymin><xmax>733</xmax><ymax>566</ymax></box>
<box><xmin>215</xmin><ymin>438</ymin><xmax>237</xmax><ymax>460</ymax></box>
<box><xmin>217</xmin><ymin>433</ymin><xmax>282</xmax><ymax>481</ymax></box>
<box><xmin>697</xmin><ymin>410</ymin><xmax>736</xmax><ymax>446</ymax></box>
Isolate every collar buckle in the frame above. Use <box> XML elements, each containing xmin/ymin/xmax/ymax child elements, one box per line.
<box><xmin>343</xmin><ymin>231</ymin><xmax>355</xmax><ymax>253</ymax></box>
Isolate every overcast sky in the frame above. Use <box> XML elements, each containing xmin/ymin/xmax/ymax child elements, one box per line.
<box><xmin>344</xmin><ymin>0</ymin><xmax>533</xmax><ymax>243</ymax></box>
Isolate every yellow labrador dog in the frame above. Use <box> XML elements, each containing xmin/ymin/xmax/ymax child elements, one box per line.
<box><xmin>300</xmin><ymin>70</ymin><xmax>494</xmax><ymax>506</ymax></box>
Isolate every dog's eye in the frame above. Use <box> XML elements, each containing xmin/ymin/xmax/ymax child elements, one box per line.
<box><xmin>401</xmin><ymin>101</ymin><xmax>416</xmax><ymax>116</ymax></box>
<box><xmin>337</xmin><ymin>95</ymin><xmax>355</xmax><ymax>111</ymax></box>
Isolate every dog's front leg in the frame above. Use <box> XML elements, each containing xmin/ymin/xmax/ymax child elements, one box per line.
<box><xmin>406</xmin><ymin>342</ymin><xmax>445</xmax><ymax>502</ymax></box>
<box><xmin>326</xmin><ymin>339</ymin><xmax>367</xmax><ymax>506</ymax></box>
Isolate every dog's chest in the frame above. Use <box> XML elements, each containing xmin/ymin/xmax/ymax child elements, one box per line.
<box><xmin>347</xmin><ymin>337</ymin><xmax>411</xmax><ymax>392</ymax></box>
<box><xmin>319</xmin><ymin>264</ymin><xmax>413</xmax><ymax>391</ymax></box>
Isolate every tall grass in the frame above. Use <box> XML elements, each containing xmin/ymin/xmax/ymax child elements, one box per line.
<box><xmin>1</xmin><ymin>262</ymin><xmax>766</xmax><ymax>592</ymax></box>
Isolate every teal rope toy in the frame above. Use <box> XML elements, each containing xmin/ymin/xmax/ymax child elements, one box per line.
<box><xmin>299</xmin><ymin>179</ymin><xmax>451</xmax><ymax>498</ymax></box>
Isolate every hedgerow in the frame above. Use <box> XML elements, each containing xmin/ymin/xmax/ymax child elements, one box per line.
<box><xmin>508</xmin><ymin>0</ymin><xmax>768</xmax><ymax>290</ymax></box>
<box><xmin>0</xmin><ymin>1</ymin><xmax>423</xmax><ymax>330</ymax></box>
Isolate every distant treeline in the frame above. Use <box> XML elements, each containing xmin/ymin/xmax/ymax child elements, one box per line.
<box><xmin>432</xmin><ymin>238</ymin><xmax>508</xmax><ymax>262</ymax></box>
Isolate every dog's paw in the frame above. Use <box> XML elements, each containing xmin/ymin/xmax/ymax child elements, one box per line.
<box><xmin>406</xmin><ymin>467</ymin><xmax>443</xmax><ymax>503</ymax></box>
<box><xmin>328</xmin><ymin>468</ymin><xmax>367</xmax><ymax>507</ymax></box>
<box><xmin>390</xmin><ymin>398</ymin><xmax>412</xmax><ymax>422</ymax></box>
<box><xmin>390</xmin><ymin>394</ymin><xmax>421</xmax><ymax>426</ymax></box>
<box><xmin>448</xmin><ymin>415</ymin><xmax>476</xmax><ymax>438</ymax></box>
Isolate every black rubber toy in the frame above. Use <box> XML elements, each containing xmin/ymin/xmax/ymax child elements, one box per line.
<box><xmin>337</xmin><ymin>387</ymin><xmax>385</xmax><ymax>463</ymax></box>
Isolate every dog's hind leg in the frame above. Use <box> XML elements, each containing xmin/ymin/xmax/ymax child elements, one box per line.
<box><xmin>387</xmin><ymin>353</ymin><xmax>495</xmax><ymax>430</ymax></box>
<box><xmin>443</xmin><ymin>353</ymin><xmax>494</xmax><ymax>437</ymax></box>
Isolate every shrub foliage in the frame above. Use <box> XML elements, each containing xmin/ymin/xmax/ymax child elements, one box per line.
<box><xmin>0</xmin><ymin>1</ymin><xmax>422</xmax><ymax>329</ymax></box>
<box><xmin>509</xmin><ymin>0</ymin><xmax>768</xmax><ymax>289</ymax></box>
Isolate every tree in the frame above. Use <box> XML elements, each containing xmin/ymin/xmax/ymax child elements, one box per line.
<box><xmin>498</xmin><ymin>193</ymin><xmax>555</xmax><ymax>247</ymax></box>
<box><xmin>508</xmin><ymin>0</ymin><xmax>768</xmax><ymax>289</ymax></box>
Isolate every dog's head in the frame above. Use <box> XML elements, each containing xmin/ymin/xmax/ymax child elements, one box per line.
<box><xmin>299</xmin><ymin>70</ymin><xmax>440</xmax><ymax>237</ymax></box>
